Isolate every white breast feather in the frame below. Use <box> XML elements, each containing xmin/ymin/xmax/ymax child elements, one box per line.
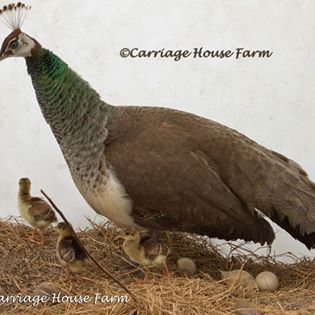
<box><xmin>83</xmin><ymin>170</ymin><xmax>141</xmax><ymax>228</ymax></box>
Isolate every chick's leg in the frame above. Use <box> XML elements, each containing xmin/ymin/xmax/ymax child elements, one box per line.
<box><xmin>38</xmin><ymin>229</ymin><xmax>45</xmax><ymax>247</ymax></box>
<box><xmin>143</xmin><ymin>268</ymin><xmax>149</xmax><ymax>281</ymax></box>
<box><xmin>134</xmin><ymin>268</ymin><xmax>150</xmax><ymax>284</ymax></box>
<box><xmin>22</xmin><ymin>229</ymin><xmax>38</xmax><ymax>243</ymax></box>
<box><xmin>30</xmin><ymin>229</ymin><xmax>36</xmax><ymax>241</ymax></box>
<box><xmin>163</xmin><ymin>261</ymin><xmax>170</xmax><ymax>278</ymax></box>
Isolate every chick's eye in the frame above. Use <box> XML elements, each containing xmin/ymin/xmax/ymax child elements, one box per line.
<box><xmin>9</xmin><ymin>40</ymin><xmax>19</xmax><ymax>50</ymax></box>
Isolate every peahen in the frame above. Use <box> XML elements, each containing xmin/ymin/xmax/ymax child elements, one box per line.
<box><xmin>1</xmin><ymin>3</ymin><xmax>315</xmax><ymax>249</ymax></box>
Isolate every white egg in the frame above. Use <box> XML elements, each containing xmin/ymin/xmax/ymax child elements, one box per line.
<box><xmin>255</xmin><ymin>271</ymin><xmax>279</xmax><ymax>292</ymax></box>
<box><xmin>177</xmin><ymin>257</ymin><xmax>196</xmax><ymax>274</ymax></box>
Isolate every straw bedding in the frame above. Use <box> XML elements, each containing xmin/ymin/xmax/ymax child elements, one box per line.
<box><xmin>0</xmin><ymin>217</ymin><xmax>314</xmax><ymax>315</ymax></box>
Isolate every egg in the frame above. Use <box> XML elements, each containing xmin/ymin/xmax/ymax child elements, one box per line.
<box><xmin>255</xmin><ymin>271</ymin><xmax>279</xmax><ymax>292</ymax></box>
<box><xmin>220</xmin><ymin>269</ymin><xmax>257</xmax><ymax>290</ymax></box>
<box><xmin>177</xmin><ymin>257</ymin><xmax>196</xmax><ymax>274</ymax></box>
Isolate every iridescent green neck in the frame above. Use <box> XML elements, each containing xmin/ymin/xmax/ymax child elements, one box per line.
<box><xmin>25</xmin><ymin>48</ymin><xmax>114</xmax><ymax>178</ymax></box>
<box><xmin>26</xmin><ymin>48</ymin><xmax>113</xmax><ymax>120</ymax></box>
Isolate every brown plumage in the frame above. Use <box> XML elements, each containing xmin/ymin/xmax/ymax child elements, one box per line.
<box><xmin>18</xmin><ymin>178</ymin><xmax>57</xmax><ymax>246</ymax></box>
<box><xmin>105</xmin><ymin>107</ymin><xmax>315</xmax><ymax>248</ymax></box>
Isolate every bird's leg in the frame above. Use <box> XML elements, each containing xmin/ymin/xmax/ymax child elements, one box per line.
<box><xmin>29</xmin><ymin>229</ymin><xmax>36</xmax><ymax>242</ymax></box>
<box><xmin>143</xmin><ymin>268</ymin><xmax>149</xmax><ymax>281</ymax></box>
<box><xmin>134</xmin><ymin>268</ymin><xmax>150</xmax><ymax>284</ymax></box>
<box><xmin>163</xmin><ymin>261</ymin><xmax>170</xmax><ymax>278</ymax></box>
<box><xmin>163</xmin><ymin>248</ymin><xmax>171</xmax><ymax>278</ymax></box>
<box><xmin>25</xmin><ymin>229</ymin><xmax>44</xmax><ymax>246</ymax></box>
<box><xmin>22</xmin><ymin>229</ymin><xmax>39</xmax><ymax>243</ymax></box>
<box><xmin>30</xmin><ymin>229</ymin><xmax>37</xmax><ymax>241</ymax></box>
<box><xmin>38</xmin><ymin>229</ymin><xmax>45</xmax><ymax>247</ymax></box>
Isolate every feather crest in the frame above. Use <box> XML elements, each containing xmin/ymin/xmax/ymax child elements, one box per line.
<box><xmin>0</xmin><ymin>2</ymin><xmax>31</xmax><ymax>30</ymax></box>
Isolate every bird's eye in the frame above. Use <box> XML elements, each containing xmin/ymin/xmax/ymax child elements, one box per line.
<box><xmin>9</xmin><ymin>40</ymin><xmax>19</xmax><ymax>50</ymax></box>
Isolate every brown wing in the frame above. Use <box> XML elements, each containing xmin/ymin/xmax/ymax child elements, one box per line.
<box><xmin>59</xmin><ymin>238</ymin><xmax>76</xmax><ymax>263</ymax></box>
<box><xmin>105</xmin><ymin>106</ymin><xmax>315</xmax><ymax>248</ymax></box>
<box><xmin>58</xmin><ymin>236</ymin><xmax>87</xmax><ymax>263</ymax></box>
<box><xmin>229</xmin><ymin>146</ymin><xmax>315</xmax><ymax>248</ymax></box>
<box><xmin>105</xmin><ymin>107</ymin><xmax>275</xmax><ymax>245</ymax></box>
<box><xmin>29</xmin><ymin>197</ymin><xmax>57</xmax><ymax>223</ymax></box>
<box><xmin>139</xmin><ymin>236</ymin><xmax>162</xmax><ymax>260</ymax></box>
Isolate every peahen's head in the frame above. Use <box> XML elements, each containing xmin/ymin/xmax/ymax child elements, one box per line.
<box><xmin>0</xmin><ymin>2</ymin><xmax>39</xmax><ymax>61</ymax></box>
<box><xmin>0</xmin><ymin>28</ymin><xmax>39</xmax><ymax>60</ymax></box>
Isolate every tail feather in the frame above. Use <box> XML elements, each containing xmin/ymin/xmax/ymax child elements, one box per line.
<box><xmin>270</xmin><ymin>205</ymin><xmax>315</xmax><ymax>249</ymax></box>
<box><xmin>258</xmin><ymin>151</ymin><xmax>315</xmax><ymax>249</ymax></box>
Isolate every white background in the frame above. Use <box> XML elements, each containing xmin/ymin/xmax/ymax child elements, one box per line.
<box><xmin>0</xmin><ymin>0</ymin><xmax>314</xmax><ymax>258</ymax></box>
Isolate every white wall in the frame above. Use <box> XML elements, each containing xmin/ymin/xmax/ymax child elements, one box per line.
<box><xmin>0</xmin><ymin>0</ymin><xmax>314</xmax><ymax>258</ymax></box>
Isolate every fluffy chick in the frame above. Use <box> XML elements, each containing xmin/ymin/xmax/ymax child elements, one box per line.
<box><xmin>122</xmin><ymin>229</ymin><xmax>170</xmax><ymax>280</ymax></box>
<box><xmin>18</xmin><ymin>178</ymin><xmax>57</xmax><ymax>246</ymax></box>
<box><xmin>55</xmin><ymin>222</ymin><xmax>87</xmax><ymax>278</ymax></box>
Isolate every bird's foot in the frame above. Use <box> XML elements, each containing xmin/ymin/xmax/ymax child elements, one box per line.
<box><xmin>22</xmin><ymin>237</ymin><xmax>44</xmax><ymax>246</ymax></box>
<box><xmin>163</xmin><ymin>262</ymin><xmax>171</xmax><ymax>279</ymax></box>
<box><xmin>22</xmin><ymin>230</ymin><xmax>43</xmax><ymax>245</ymax></box>
<box><xmin>133</xmin><ymin>268</ymin><xmax>149</xmax><ymax>284</ymax></box>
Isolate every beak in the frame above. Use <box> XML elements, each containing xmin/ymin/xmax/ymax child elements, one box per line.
<box><xmin>0</xmin><ymin>49</ymin><xmax>8</xmax><ymax>61</ymax></box>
